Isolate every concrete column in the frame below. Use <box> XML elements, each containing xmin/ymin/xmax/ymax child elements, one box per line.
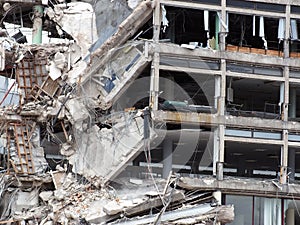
<box><xmin>286</xmin><ymin>208</ymin><xmax>295</xmax><ymax>225</ymax></box>
<box><xmin>280</xmin><ymin>130</ymin><xmax>288</xmax><ymax>184</ymax></box>
<box><xmin>284</xmin><ymin>4</ymin><xmax>291</xmax><ymax>58</ymax></box>
<box><xmin>153</xmin><ymin>0</ymin><xmax>161</xmax><ymax>42</ymax></box>
<box><xmin>32</xmin><ymin>5</ymin><xmax>43</xmax><ymax>44</ymax></box>
<box><xmin>217</xmin><ymin>125</ymin><xmax>224</xmax><ymax>181</ymax></box>
<box><xmin>213</xmin><ymin>191</ymin><xmax>222</xmax><ymax>225</ymax></box>
<box><xmin>149</xmin><ymin>0</ymin><xmax>161</xmax><ymax>110</ymax></box>
<box><xmin>213</xmin><ymin>190</ymin><xmax>222</xmax><ymax>205</ymax></box>
<box><xmin>289</xmin><ymin>88</ymin><xmax>297</xmax><ymax>119</ymax></box>
<box><xmin>219</xmin><ymin>0</ymin><xmax>227</xmax><ymax>51</ymax></box>
<box><xmin>288</xmin><ymin>148</ymin><xmax>296</xmax><ymax>181</ymax></box>
<box><xmin>162</xmin><ymin>139</ymin><xmax>173</xmax><ymax>179</ymax></box>
<box><xmin>284</xmin><ymin>67</ymin><xmax>290</xmax><ymax>122</ymax></box>
<box><xmin>213</xmin><ymin>127</ymin><xmax>220</xmax><ymax>176</ymax></box>
<box><xmin>150</xmin><ymin>52</ymin><xmax>160</xmax><ymax>110</ymax></box>
<box><xmin>280</xmin><ymin>82</ymin><xmax>285</xmax><ymax>119</ymax></box>
<box><xmin>216</xmin><ymin>59</ymin><xmax>226</xmax><ymax>181</ymax></box>
<box><xmin>220</xmin><ymin>59</ymin><xmax>226</xmax><ymax>116</ymax></box>
<box><xmin>215</xmin><ymin>76</ymin><xmax>221</xmax><ymax>111</ymax></box>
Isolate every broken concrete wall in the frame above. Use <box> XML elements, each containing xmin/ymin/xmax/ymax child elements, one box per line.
<box><xmin>12</xmin><ymin>189</ymin><xmax>39</xmax><ymax>213</ymax></box>
<box><xmin>66</xmin><ymin>111</ymin><xmax>155</xmax><ymax>185</ymax></box>
<box><xmin>46</xmin><ymin>2</ymin><xmax>98</xmax><ymax>57</ymax></box>
<box><xmin>86</xmin><ymin>0</ymin><xmax>133</xmax><ymax>53</ymax></box>
<box><xmin>81</xmin><ymin>43</ymin><xmax>151</xmax><ymax>109</ymax></box>
<box><xmin>6</xmin><ymin>122</ymin><xmax>48</xmax><ymax>175</ymax></box>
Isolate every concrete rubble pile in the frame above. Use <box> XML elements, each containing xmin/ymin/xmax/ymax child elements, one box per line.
<box><xmin>0</xmin><ymin>0</ymin><xmax>234</xmax><ymax>224</ymax></box>
<box><xmin>0</xmin><ymin>172</ymin><xmax>234</xmax><ymax>224</ymax></box>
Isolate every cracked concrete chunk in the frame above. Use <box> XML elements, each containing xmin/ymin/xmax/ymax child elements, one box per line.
<box><xmin>69</xmin><ymin>111</ymin><xmax>156</xmax><ymax>184</ymax></box>
<box><xmin>65</xmin><ymin>98</ymin><xmax>90</xmax><ymax>129</ymax></box>
<box><xmin>47</xmin><ymin>2</ymin><xmax>98</xmax><ymax>57</ymax></box>
<box><xmin>13</xmin><ymin>189</ymin><xmax>39</xmax><ymax>213</ymax></box>
<box><xmin>39</xmin><ymin>191</ymin><xmax>53</xmax><ymax>202</ymax></box>
<box><xmin>60</xmin><ymin>143</ymin><xmax>75</xmax><ymax>157</ymax></box>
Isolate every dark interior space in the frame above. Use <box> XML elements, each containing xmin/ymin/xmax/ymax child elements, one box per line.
<box><xmin>162</xmin><ymin>7</ymin><xmax>217</xmax><ymax>47</ymax></box>
<box><xmin>127</xmin><ymin>128</ymin><xmax>213</xmax><ymax>178</ymax></box>
<box><xmin>226</xmin><ymin>77</ymin><xmax>281</xmax><ymax>119</ymax></box>
<box><xmin>288</xmin><ymin>148</ymin><xmax>300</xmax><ymax>181</ymax></box>
<box><xmin>158</xmin><ymin>70</ymin><xmax>215</xmax><ymax>112</ymax></box>
<box><xmin>289</xmin><ymin>83</ymin><xmax>300</xmax><ymax>119</ymax></box>
<box><xmin>227</xmin><ymin>0</ymin><xmax>285</xmax><ymax>12</ymax></box>
<box><xmin>224</xmin><ymin>141</ymin><xmax>281</xmax><ymax>179</ymax></box>
<box><xmin>112</xmin><ymin>65</ymin><xmax>151</xmax><ymax>111</ymax></box>
<box><xmin>227</xmin><ymin>14</ymin><xmax>283</xmax><ymax>51</ymax></box>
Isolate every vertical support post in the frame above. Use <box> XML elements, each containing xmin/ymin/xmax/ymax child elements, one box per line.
<box><xmin>284</xmin><ymin>66</ymin><xmax>289</xmax><ymax>122</ymax></box>
<box><xmin>280</xmin><ymin>82</ymin><xmax>285</xmax><ymax>119</ymax></box>
<box><xmin>149</xmin><ymin>0</ymin><xmax>161</xmax><ymax>110</ymax></box>
<box><xmin>217</xmin><ymin>59</ymin><xmax>226</xmax><ymax>180</ymax></box>
<box><xmin>219</xmin><ymin>0</ymin><xmax>227</xmax><ymax>51</ymax></box>
<box><xmin>284</xmin><ymin>4</ymin><xmax>291</xmax><ymax>58</ymax></box>
<box><xmin>280</xmin><ymin>67</ymin><xmax>289</xmax><ymax>185</ymax></box>
<box><xmin>215</xmin><ymin>76</ymin><xmax>221</xmax><ymax>110</ymax></box>
<box><xmin>162</xmin><ymin>139</ymin><xmax>173</xmax><ymax>179</ymax></box>
<box><xmin>286</xmin><ymin>207</ymin><xmax>295</xmax><ymax>225</ymax></box>
<box><xmin>289</xmin><ymin>88</ymin><xmax>296</xmax><ymax>119</ymax></box>
<box><xmin>213</xmin><ymin>127</ymin><xmax>219</xmax><ymax>176</ymax></box>
<box><xmin>220</xmin><ymin>59</ymin><xmax>226</xmax><ymax>116</ymax></box>
<box><xmin>32</xmin><ymin>5</ymin><xmax>43</xmax><ymax>44</ymax></box>
<box><xmin>280</xmin><ymin>130</ymin><xmax>288</xmax><ymax>184</ymax></box>
<box><xmin>217</xmin><ymin>125</ymin><xmax>224</xmax><ymax>181</ymax></box>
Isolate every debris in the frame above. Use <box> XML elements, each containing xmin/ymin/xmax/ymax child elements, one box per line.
<box><xmin>46</xmin><ymin>2</ymin><xmax>98</xmax><ymax>57</ymax></box>
<box><xmin>129</xmin><ymin>178</ymin><xmax>143</xmax><ymax>185</ymax></box>
<box><xmin>39</xmin><ymin>191</ymin><xmax>53</xmax><ymax>202</ymax></box>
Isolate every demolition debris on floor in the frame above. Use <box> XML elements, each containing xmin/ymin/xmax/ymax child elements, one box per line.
<box><xmin>2</xmin><ymin>0</ymin><xmax>300</xmax><ymax>224</ymax></box>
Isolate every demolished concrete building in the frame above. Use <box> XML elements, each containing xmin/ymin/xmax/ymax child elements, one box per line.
<box><xmin>1</xmin><ymin>0</ymin><xmax>300</xmax><ymax>224</ymax></box>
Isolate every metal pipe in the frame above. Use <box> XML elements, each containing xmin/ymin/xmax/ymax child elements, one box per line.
<box><xmin>32</xmin><ymin>5</ymin><xmax>43</xmax><ymax>44</ymax></box>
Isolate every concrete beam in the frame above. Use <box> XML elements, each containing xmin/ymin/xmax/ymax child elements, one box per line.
<box><xmin>161</xmin><ymin>0</ymin><xmax>221</xmax><ymax>11</ymax></box>
<box><xmin>224</xmin><ymin>136</ymin><xmax>283</xmax><ymax>145</ymax></box>
<box><xmin>226</xmin><ymin>6</ymin><xmax>284</xmax><ymax>18</ymax></box>
<box><xmin>155</xmin><ymin>43</ymin><xmax>300</xmax><ymax>68</ymax></box>
<box><xmin>152</xmin><ymin>110</ymin><xmax>300</xmax><ymax>132</ymax></box>
<box><xmin>245</xmin><ymin>0</ymin><xmax>300</xmax><ymax>6</ymax></box>
<box><xmin>227</xmin><ymin>71</ymin><xmax>285</xmax><ymax>82</ymax></box>
<box><xmin>161</xmin><ymin>0</ymin><xmax>300</xmax><ymax>20</ymax></box>
<box><xmin>159</xmin><ymin>65</ymin><xmax>222</xmax><ymax>76</ymax></box>
<box><xmin>178</xmin><ymin>177</ymin><xmax>300</xmax><ymax>199</ymax></box>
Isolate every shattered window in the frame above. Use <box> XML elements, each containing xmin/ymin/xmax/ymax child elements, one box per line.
<box><xmin>0</xmin><ymin>76</ymin><xmax>19</xmax><ymax>106</ymax></box>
